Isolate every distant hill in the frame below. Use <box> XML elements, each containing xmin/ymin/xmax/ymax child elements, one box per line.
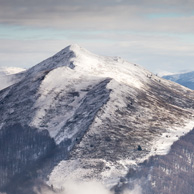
<box><xmin>163</xmin><ymin>71</ymin><xmax>194</xmax><ymax>90</ymax></box>
<box><xmin>0</xmin><ymin>67</ymin><xmax>25</xmax><ymax>90</ymax></box>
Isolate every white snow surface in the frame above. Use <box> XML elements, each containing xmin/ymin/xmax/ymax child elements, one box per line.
<box><xmin>140</xmin><ymin>119</ymin><xmax>194</xmax><ymax>163</ymax></box>
<box><xmin>48</xmin><ymin>158</ymin><xmax>137</xmax><ymax>190</ymax></box>
<box><xmin>31</xmin><ymin>66</ymin><xmax>102</xmax><ymax>140</ymax></box>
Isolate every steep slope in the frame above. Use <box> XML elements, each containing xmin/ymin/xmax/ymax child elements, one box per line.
<box><xmin>163</xmin><ymin>71</ymin><xmax>194</xmax><ymax>90</ymax></box>
<box><xmin>0</xmin><ymin>44</ymin><xmax>194</xmax><ymax>194</ymax></box>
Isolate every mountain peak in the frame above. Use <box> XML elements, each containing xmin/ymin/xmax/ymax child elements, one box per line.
<box><xmin>24</xmin><ymin>44</ymin><xmax>155</xmax><ymax>92</ymax></box>
<box><xmin>60</xmin><ymin>44</ymin><xmax>92</xmax><ymax>57</ymax></box>
<box><xmin>26</xmin><ymin>44</ymin><xmax>95</xmax><ymax>76</ymax></box>
<box><xmin>67</xmin><ymin>44</ymin><xmax>83</xmax><ymax>52</ymax></box>
<box><xmin>60</xmin><ymin>44</ymin><xmax>82</xmax><ymax>55</ymax></box>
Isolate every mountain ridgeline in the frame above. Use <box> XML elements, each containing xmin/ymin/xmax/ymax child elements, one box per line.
<box><xmin>163</xmin><ymin>71</ymin><xmax>194</xmax><ymax>90</ymax></box>
<box><xmin>0</xmin><ymin>45</ymin><xmax>194</xmax><ymax>194</ymax></box>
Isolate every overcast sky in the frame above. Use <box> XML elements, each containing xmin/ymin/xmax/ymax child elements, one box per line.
<box><xmin>0</xmin><ymin>0</ymin><xmax>194</xmax><ymax>74</ymax></box>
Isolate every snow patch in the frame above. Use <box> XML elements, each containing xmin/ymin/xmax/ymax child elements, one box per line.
<box><xmin>31</xmin><ymin>66</ymin><xmax>101</xmax><ymax>140</ymax></box>
<box><xmin>139</xmin><ymin>120</ymin><xmax>194</xmax><ymax>163</ymax></box>
<box><xmin>48</xmin><ymin>158</ymin><xmax>137</xmax><ymax>190</ymax></box>
<box><xmin>38</xmin><ymin>179</ymin><xmax>113</xmax><ymax>194</ymax></box>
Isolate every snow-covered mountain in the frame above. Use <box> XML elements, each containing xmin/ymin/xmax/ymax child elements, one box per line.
<box><xmin>0</xmin><ymin>44</ymin><xmax>194</xmax><ymax>194</ymax></box>
<box><xmin>163</xmin><ymin>71</ymin><xmax>194</xmax><ymax>90</ymax></box>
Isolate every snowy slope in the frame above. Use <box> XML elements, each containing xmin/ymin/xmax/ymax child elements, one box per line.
<box><xmin>30</xmin><ymin>44</ymin><xmax>151</xmax><ymax>143</ymax></box>
<box><xmin>163</xmin><ymin>71</ymin><xmax>194</xmax><ymax>90</ymax></box>
<box><xmin>0</xmin><ymin>44</ymin><xmax>194</xmax><ymax>194</ymax></box>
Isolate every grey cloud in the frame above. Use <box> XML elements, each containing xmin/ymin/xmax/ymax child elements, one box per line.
<box><xmin>1</xmin><ymin>0</ymin><xmax>194</xmax><ymax>33</ymax></box>
<box><xmin>1</xmin><ymin>0</ymin><xmax>194</xmax><ymax>11</ymax></box>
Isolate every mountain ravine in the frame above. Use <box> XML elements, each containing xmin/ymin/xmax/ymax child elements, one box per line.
<box><xmin>0</xmin><ymin>44</ymin><xmax>194</xmax><ymax>194</ymax></box>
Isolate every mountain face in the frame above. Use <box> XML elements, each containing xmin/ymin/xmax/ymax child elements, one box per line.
<box><xmin>163</xmin><ymin>71</ymin><xmax>194</xmax><ymax>90</ymax></box>
<box><xmin>0</xmin><ymin>44</ymin><xmax>194</xmax><ymax>194</ymax></box>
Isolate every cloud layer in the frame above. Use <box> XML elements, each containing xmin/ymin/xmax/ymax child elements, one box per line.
<box><xmin>34</xmin><ymin>179</ymin><xmax>142</xmax><ymax>194</ymax></box>
<box><xmin>1</xmin><ymin>0</ymin><xmax>194</xmax><ymax>33</ymax></box>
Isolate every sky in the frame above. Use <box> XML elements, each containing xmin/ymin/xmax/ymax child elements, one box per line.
<box><xmin>0</xmin><ymin>0</ymin><xmax>194</xmax><ymax>75</ymax></box>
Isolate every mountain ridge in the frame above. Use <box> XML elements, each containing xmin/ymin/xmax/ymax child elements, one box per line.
<box><xmin>163</xmin><ymin>70</ymin><xmax>194</xmax><ymax>90</ymax></box>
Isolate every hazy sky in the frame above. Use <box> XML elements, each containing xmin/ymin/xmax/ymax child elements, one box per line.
<box><xmin>0</xmin><ymin>0</ymin><xmax>194</xmax><ymax>74</ymax></box>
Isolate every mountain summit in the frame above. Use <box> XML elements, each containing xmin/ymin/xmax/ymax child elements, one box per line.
<box><xmin>0</xmin><ymin>45</ymin><xmax>194</xmax><ymax>194</ymax></box>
